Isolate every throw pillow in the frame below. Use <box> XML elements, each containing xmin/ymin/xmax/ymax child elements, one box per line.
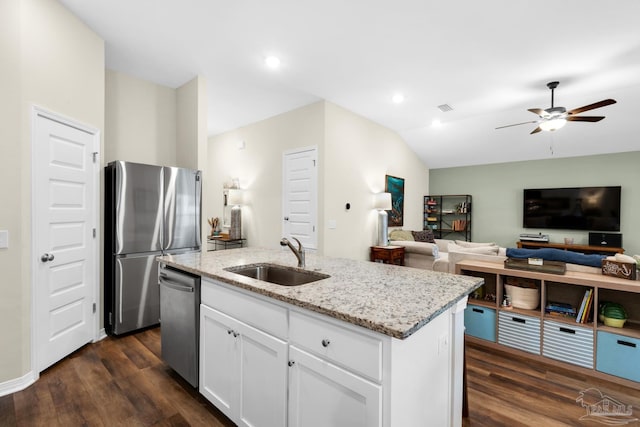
<box><xmin>412</xmin><ymin>230</ymin><xmax>435</xmax><ymax>243</ymax></box>
<box><xmin>455</xmin><ymin>240</ymin><xmax>497</xmax><ymax>248</ymax></box>
<box><xmin>448</xmin><ymin>242</ymin><xmax>499</xmax><ymax>255</ymax></box>
<box><xmin>388</xmin><ymin>229</ymin><xmax>415</xmax><ymax>241</ymax></box>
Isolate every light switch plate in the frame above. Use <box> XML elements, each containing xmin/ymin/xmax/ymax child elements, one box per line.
<box><xmin>0</xmin><ymin>230</ymin><xmax>8</xmax><ymax>249</ymax></box>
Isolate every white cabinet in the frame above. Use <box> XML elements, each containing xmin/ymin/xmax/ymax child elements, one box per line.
<box><xmin>200</xmin><ymin>292</ymin><xmax>287</xmax><ymax>427</ymax></box>
<box><xmin>288</xmin><ymin>346</ymin><xmax>381</xmax><ymax>427</ymax></box>
<box><xmin>288</xmin><ymin>310</ymin><xmax>383</xmax><ymax>427</ymax></box>
<box><xmin>200</xmin><ymin>277</ymin><xmax>466</xmax><ymax>427</ymax></box>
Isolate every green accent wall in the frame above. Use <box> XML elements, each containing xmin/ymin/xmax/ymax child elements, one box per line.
<box><xmin>429</xmin><ymin>151</ymin><xmax>640</xmax><ymax>255</ymax></box>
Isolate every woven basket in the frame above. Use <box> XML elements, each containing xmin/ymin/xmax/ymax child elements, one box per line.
<box><xmin>504</xmin><ymin>284</ymin><xmax>539</xmax><ymax>310</ymax></box>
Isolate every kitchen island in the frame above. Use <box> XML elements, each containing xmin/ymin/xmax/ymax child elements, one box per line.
<box><xmin>159</xmin><ymin>248</ymin><xmax>483</xmax><ymax>427</ymax></box>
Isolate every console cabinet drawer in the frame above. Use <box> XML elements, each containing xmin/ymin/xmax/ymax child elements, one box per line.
<box><xmin>289</xmin><ymin>310</ymin><xmax>383</xmax><ymax>382</ymax></box>
<box><xmin>464</xmin><ymin>304</ymin><xmax>496</xmax><ymax>342</ymax></box>
<box><xmin>596</xmin><ymin>331</ymin><xmax>640</xmax><ymax>382</ymax></box>
<box><xmin>542</xmin><ymin>320</ymin><xmax>593</xmax><ymax>368</ymax></box>
<box><xmin>498</xmin><ymin>311</ymin><xmax>540</xmax><ymax>355</ymax></box>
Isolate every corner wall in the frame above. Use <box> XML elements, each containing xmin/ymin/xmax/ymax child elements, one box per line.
<box><xmin>0</xmin><ymin>0</ymin><xmax>105</xmax><ymax>386</ymax></box>
<box><xmin>323</xmin><ymin>102</ymin><xmax>429</xmax><ymax>259</ymax></box>
<box><xmin>207</xmin><ymin>102</ymin><xmax>326</xmax><ymax>250</ymax></box>
<box><xmin>207</xmin><ymin>101</ymin><xmax>430</xmax><ymax>260</ymax></box>
<box><xmin>429</xmin><ymin>151</ymin><xmax>640</xmax><ymax>255</ymax></box>
<box><xmin>105</xmin><ymin>69</ymin><xmax>177</xmax><ymax>165</ymax></box>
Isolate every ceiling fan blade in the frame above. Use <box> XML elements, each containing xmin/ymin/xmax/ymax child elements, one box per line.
<box><xmin>566</xmin><ymin>116</ymin><xmax>605</xmax><ymax>122</ymax></box>
<box><xmin>530</xmin><ymin>126</ymin><xmax>543</xmax><ymax>135</ymax></box>
<box><xmin>567</xmin><ymin>99</ymin><xmax>616</xmax><ymax>115</ymax></box>
<box><xmin>527</xmin><ymin>108</ymin><xmax>545</xmax><ymax>116</ymax></box>
<box><xmin>495</xmin><ymin>120</ymin><xmax>538</xmax><ymax>130</ymax></box>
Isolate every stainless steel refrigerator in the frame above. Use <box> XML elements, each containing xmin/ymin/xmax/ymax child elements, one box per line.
<box><xmin>105</xmin><ymin>161</ymin><xmax>201</xmax><ymax>335</ymax></box>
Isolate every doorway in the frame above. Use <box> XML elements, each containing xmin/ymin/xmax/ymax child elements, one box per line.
<box><xmin>32</xmin><ymin>107</ymin><xmax>100</xmax><ymax>373</ymax></box>
<box><xmin>282</xmin><ymin>147</ymin><xmax>318</xmax><ymax>250</ymax></box>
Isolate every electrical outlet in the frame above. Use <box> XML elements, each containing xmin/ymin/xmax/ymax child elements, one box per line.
<box><xmin>0</xmin><ymin>230</ymin><xmax>8</xmax><ymax>249</ymax></box>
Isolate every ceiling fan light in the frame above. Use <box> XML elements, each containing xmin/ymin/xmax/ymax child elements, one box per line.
<box><xmin>539</xmin><ymin>118</ymin><xmax>567</xmax><ymax>132</ymax></box>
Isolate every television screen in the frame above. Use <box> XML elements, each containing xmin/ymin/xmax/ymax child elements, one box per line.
<box><xmin>523</xmin><ymin>186</ymin><xmax>621</xmax><ymax>231</ymax></box>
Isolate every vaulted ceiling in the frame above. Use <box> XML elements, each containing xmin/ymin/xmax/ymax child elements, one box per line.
<box><xmin>59</xmin><ymin>0</ymin><xmax>640</xmax><ymax>168</ymax></box>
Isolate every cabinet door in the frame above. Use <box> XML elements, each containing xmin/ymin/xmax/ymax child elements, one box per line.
<box><xmin>288</xmin><ymin>346</ymin><xmax>381</xmax><ymax>427</ymax></box>
<box><xmin>199</xmin><ymin>304</ymin><xmax>239</xmax><ymax>421</ymax></box>
<box><xmin>237</xmin><ymin>321</ymin><xmax>288</xmax><ymax>427</ymax></box>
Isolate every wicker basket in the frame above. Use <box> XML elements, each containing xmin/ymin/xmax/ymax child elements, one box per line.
<box><xmin>504</xmin><ymin>284</ymin><xmax>539</xmax><ymax>310</ymax></box>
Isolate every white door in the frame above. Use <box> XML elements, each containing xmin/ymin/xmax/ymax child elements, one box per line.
<box><xmin>33</xmin><ymin>109</ymin><xmax>98</xmax><ymax>372</ymax></box>
<box><xmin>200</xmin><ymin>304</ymin><xmax>288</xmax><ymax>427</ymax></box>
<box><xmin>288</xmin><ymin>346</ymin><xmax>382</xmax><ymax>427</ymax></box>
<box><xmin>200</xmin><ymin>305</ymin><xmax>238</xmax><ymax>421</ymax></box>
<box><xmin>283</xmin><ymin>147</ymin><xmax>317</xmax><ymax>249</ymax></box>
<box><xmin>237</xmin><ymin>319</ymin><xmax>288</xmax><ymax>427</ymax></box>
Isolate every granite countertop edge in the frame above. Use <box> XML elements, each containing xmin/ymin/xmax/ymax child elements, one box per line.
<box><xmin>159</xmin><ymin>248</ymin><xmax>483</xmax><ymax>340</ymax></box>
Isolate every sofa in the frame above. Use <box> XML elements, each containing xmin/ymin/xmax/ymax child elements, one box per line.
<box><xmin>388</xmin><ymin>229</ymin><xmax>508</xmax><ymax>274</ymax></box>
<box><xmin>388</xmin><ymin>229</ymin><xmax>608</xmax><ymax>275</ymax></box>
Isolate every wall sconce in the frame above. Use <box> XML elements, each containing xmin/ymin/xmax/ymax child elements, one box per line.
<box><xmin>228</xmin><ymin>189</ymin><xmax>243</xmax><ymax>240</ymax></box>
<box><xmin>374</xmin><ymin>192</ymin><xmax>392</xmax><ymax>246</ymax></box>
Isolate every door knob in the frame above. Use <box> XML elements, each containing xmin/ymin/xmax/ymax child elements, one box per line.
<box><xmin>41</xmin><ymin>253</ymin><xmax>54</xmax><ymax>262</ymax></box>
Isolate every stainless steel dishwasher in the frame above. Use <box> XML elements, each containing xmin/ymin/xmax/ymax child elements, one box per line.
<box><xmin>158</xmin><ymin>263</ymin><xmax>200</xmax><ymax>387</ymax></box>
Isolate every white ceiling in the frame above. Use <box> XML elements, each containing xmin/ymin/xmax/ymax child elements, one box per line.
<box><xmin>59</xmin><ymin>0</ymin><xmax>640</xmax><ymax>169</ymax></box>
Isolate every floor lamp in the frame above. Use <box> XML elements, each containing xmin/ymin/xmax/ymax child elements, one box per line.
<box><xmin>374</xmin><ymin>192</ymin><xmax>392</xmax><ymax>246</ymax></box>
<box><xmin>228</xmin><ymin>189</ymin><xmax>243</xmax><ymax>240</ymax></box>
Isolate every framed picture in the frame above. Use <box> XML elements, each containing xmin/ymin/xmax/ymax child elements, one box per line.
<box><xmin>385</xmin><ymin>175</ymin><xmax>404</xmax><ymax>226</ymax></box>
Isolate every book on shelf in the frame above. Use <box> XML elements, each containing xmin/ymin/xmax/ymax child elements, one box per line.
<box><xmin>576</xmin><ymin>289</ymin><xmax>591</xmax><ymax>323</ymax></box>
<box><xmin>580</xmin><ymin>289</ymin><xmax>594</xmax><ymax>324</ymax></box>
<box><xmin>545</xmin><ymin>301</ymin><xmax>577</xmax><ymax>316</ymax></box>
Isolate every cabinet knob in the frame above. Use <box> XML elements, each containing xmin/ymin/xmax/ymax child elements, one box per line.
<box><xmin>321</xmin><ymin>339</ymin><xmax>331</xmax><ymax>347</ymax></box>
<box><xmin>227</xmin><ymin>329</ymin><xmax>233</xmax><ymax>335</ymax></box>
<box><xmin>233</xmin><ymin>331</ymin><xmax>239</xmax><ymax>338</ymax></box>
<box><xmin>288</xmin><ymin>360</ymin><xmax>295</xmax><ymax>367</ymax></box>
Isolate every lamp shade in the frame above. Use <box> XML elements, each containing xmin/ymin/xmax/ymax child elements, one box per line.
<box><xmin>228</xmin><ymin>189</ymin><xmax>243</xmax><ymax>206</ymax></box>
<box><xmin>374</xmin><ymin>192</ymin><xmax>392</xmax><ymax>210</ymax></box>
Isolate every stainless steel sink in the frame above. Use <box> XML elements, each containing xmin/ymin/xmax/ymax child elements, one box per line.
<box><xmin>224</xmin><ymin>263</ymin><xmax>330</xmax><ymax>286</ymax></box>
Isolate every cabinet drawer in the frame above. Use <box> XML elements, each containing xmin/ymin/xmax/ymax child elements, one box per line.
<box><xmin>289</xmin><ymin>310</ymin><xmax>383</xmax><ymax>382</ymax></box>
<box><xmin>542</xmin><ymin>320</ymin><xmax>593</xmax><ymax>368</ymax></box>
<box><xmin>201</xmin><ymin>278</ymin><xmax>287</xmax><ymax>339</ymax></box>
<box><xmin>498</xmin><ymin>311</ymin><xmax>540</xmax><ymax>355</ymax></box>
<box><xmin>464</xmin><ymin>304</ymin><xmax>496</xmax><ymax>342</ymax></box>
<box><xmin>596</xmin><ymin>331</ymin><xmax>640</xmax><ymax>382</ymax></box>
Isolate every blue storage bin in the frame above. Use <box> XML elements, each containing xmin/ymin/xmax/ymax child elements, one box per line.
<box><xmin>464</xmin><ymin>304</ymin><xmax>496</xmax><ymax>342</ymax></box>
<box><xmin>596</xmin><ymin>331</ymin><xmax>640</xmax><ymax>382</ymax></box>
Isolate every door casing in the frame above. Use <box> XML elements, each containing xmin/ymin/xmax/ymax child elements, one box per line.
<box><xmin>30</xmin><ymin>106</ymin><xmax>101</xmax><ymax>379</ymax></box>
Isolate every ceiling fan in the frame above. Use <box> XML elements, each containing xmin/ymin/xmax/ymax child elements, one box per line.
<box><xmin>496</xmin><ymin>81</ymin><xmax>616</xmax><ymax>134</ymax></box>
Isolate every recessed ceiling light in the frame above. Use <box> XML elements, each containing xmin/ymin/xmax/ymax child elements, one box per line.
<box><xmin>392</xmin><ymin>93</ymin><xmax>405</xmax><ymax>104</ymax></box>
<box><xmin>265</xmin><ymin>56</ymin><xmax>281</xmax><ymax>69</ymax></box>
<box><xmin>431</xmin><ymin>119</ymin><xmax>442</xmax><ymax>127</ymax></box>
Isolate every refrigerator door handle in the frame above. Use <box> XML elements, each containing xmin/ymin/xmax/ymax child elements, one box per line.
<box><xmin>159</xmin><ymin>276</ymin><xmax>195</xmax><ymax>293</ymax></box>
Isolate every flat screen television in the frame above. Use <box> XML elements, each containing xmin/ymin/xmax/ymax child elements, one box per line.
<box><xmin>523</xmin><ymin>186</ymin><xmax>621</xmax><ymax>231</ymax></box>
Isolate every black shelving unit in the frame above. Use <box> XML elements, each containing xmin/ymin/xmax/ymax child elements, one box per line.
<box><xmin>424</xmin><ymin>195</ymin><xmax>472</xmax><ymax>241</ymax></box>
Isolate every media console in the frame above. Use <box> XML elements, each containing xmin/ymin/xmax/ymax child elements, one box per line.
<box><xmin>457</xmin><ymin>259</ymin><xmax>640</xmax><ymax>389</ymax></box>
<box><xmin>516</xmin><ymin>240</ymin><xmax>623</xmax><ymax>255</ymax></box>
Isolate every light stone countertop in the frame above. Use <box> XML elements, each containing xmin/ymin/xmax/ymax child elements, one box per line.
<box><xmin>159</xmin><ymin>247</ymin><xmax>483</xmax><ymax>339</ymax></box>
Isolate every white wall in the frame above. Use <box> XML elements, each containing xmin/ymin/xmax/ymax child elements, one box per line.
<box><xmin>0</xmin><ymin>0</ymin><xmax>105</xmax><ymax>385</ymax></box>
<box><xmin>207</xmin><ymin>101</ymin><xmax>430</xmax><ymax>260</ymax></box>
<box><xmin>0</xmin><ymin>0</ymin><xmax>23</xmax><ymax>385</ymax></box>
<box><xmin>323</xmin><ymin>102</ymin><xmax>429</xmax><ymax>260</ymax></box>
<box><xmin>430</xmin><ymin>151</ymin><xmax>640</xmax><ymax>255</ymax></box>
<box><xmin>208</xmin><ymin>102</ymin><xmax>325</xmax><ymax>250</ymax></box>
<box><xmin>105</xmin><ymin>69</ymin><xmax>176</xmax><ymax>165</ymax></box>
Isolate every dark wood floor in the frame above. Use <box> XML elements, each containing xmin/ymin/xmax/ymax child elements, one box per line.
<box><xmin>2</xmin><ymin>328</ymin><xmax>639</xmax><ymax>426</ymax></box>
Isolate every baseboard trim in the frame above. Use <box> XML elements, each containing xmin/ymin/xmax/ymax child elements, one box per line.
<box><xmin>0</xmin><ymin>371</ymin><xmax>37</xmax><ymax>397</ymax></box>
<box><xmin>94</xmin><ymin>328</ymin><xmax>107</xmax><ymax>342</ymax></box>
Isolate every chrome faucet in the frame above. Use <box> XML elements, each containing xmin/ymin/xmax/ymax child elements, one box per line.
<box><xmin>280</xmin><ymin>237</ymin><xmax>305</xmax><ymax>268</ymax></box>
